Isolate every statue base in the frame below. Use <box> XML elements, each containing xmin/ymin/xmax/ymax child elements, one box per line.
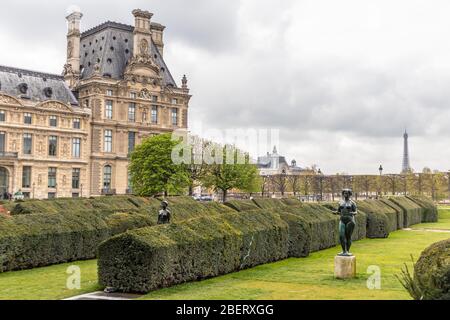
<box><xmin>334</xmin><ymin>255</ymin><xmax>356</xmax><ymax>279</ymax></box>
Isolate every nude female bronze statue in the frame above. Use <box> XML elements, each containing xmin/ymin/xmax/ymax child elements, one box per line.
<box><xmin>335</xmin><ymin>189</ymin><xmax>357</xmax><ymax>256</ymax></box>
<box><xmin>157</xmin><ymin>200</ymin><xmax>171</xmax><ymax>224</ymax></box>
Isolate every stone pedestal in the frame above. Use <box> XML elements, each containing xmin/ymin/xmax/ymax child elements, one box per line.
<box><xmin>334</xmin><ymin>255</ymin><xmax>356</xmax><ymax>279</ymax></box>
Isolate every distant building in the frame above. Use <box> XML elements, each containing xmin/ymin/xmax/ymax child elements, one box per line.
<box><xmin>257</xmin><ymin>146</ymin><xmax>310</xmax><ymax>176</ymax></box>
<box><xmin>402</xmin><ymin>130</ymin><xmax>412</xmax><ymax>173</ymax></box>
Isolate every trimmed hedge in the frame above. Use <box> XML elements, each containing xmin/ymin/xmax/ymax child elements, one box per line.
<box><xmin>413</xmin><ymin>238</ymin><xmax>450</xmax><ymax>300</ymax></box>
<box><xmin>379</xmin><ymin>199</ymin><xmax>405</xmax><ymax>229</ymax></box>
<box><xmin>251</xmin><ymin>198</ymin><xmax>288</xmax><ymax>210</ymax></box>
<box><xmin>387</xmin><ymin>197</ymin><xmax>422</xmax><ymax>227</ymax></box>
<box><xmin>98</xmin><ymin>210</ymin><xmax>289</xmax><ymax>293</ymax></box>
<box><xmin>0</xmin><ymin>211</ymin><xmax>155</xmax><ymax>272</ymax></box>
<box><xmin>356</xmin><ymin>200</ymin><xmax>398</xmax><ymax>238</ymax></box>
<box><xmin>0</xmin><ymin>196</ymin><xmax>229</xmax><ymax>272</ymax></box>
<box><xmin>223</xmin><ymin>199</ymin><xmax>260</xmax><ymax>212</ymax></box>
<box><xmin>407</xmin><ymin>196</ymin><xmax>438</xmax><ymax>223</ymax></box>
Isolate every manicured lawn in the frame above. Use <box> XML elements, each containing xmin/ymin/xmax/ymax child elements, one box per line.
<box><xmin>411</xmin><ymin>207</ymin><xmax>450</xmax><ymax>230</ymax></box>
<box><xmin>1</xmin><ymin>207</ymin><xmax>449</xmax><ymax>300</ymax></box>
<box><xmin>0</xmin><ymin>260</ymin><xmax>99</xmax><ymax>300</ymax></box>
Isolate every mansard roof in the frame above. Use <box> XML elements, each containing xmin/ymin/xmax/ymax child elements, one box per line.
<box><xmin>79</xmin><ymin>21</ymin><xmax>176</xmax><ymax>87</ymax></box>
<box><xmin>0</xmin><ymin>65</ymin><xmax>78</xmax><ymax>105</ymax></box>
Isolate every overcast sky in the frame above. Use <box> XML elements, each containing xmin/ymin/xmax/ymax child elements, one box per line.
<box><xmin>1</xmin><ymin>0</ymin><xmax>449</xmax><ymax>174</ymax></box>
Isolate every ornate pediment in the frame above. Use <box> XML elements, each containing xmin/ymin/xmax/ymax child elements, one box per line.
<box><xmin>0</xmin><ymin>93</ymin><xmax>23</xmax><ymax>106</ymax></box>
<box><xmin>124</xmin><ymin>52</ymin><xmax>161</xmax><ymax>83</ymax></box>
<box><xmin>35</xmin><ymin>100</ymin><xmax>74</xmax><ymax>113</ymax></box>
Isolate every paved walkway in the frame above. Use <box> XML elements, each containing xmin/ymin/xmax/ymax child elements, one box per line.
<box><xmin>403</xmin><ymin>227</ymin><xmax>450</xmax><ymax>233</ymax></box>
<box><xmin>64</xmin><ymin>291</ymin><xmax>142</xmax><ymax>300</ymax></box>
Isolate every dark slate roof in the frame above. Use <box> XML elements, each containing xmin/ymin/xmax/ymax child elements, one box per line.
<box><xmin>0</xmin><ymin>65</ymin><xmax>78</xmax><ymax>105</ymax></box>
<box><xmin>80</xmin><ymin>21</ymin><xmax>177</xmax><ymax>87</ymax></box>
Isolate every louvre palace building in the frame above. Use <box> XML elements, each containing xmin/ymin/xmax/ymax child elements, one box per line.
<box><xmin>0</xmin><ymin>9</ymin><xmax>190</xmax><ymax>199</ymax></box>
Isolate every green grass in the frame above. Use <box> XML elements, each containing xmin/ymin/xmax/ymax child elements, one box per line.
<box><xmin>0</xmin><ymin>260</ymin><xmax>99</xmax><ymax>300</ymax></box>
<box><xmin>1</xmin><ymin>206</ymin><xmax>449</xmax><ymax>300</ymax></box>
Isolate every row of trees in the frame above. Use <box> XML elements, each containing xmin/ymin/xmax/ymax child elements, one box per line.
<box><xmin>260</xmin><ymin>171</ymin><xmax>450</xmax><ymax>201</ymax></box>
<box><xmin>129</xmin><ymin>134</ymin><xmax>259</xmax><ymax>201</ymax></box>
<box><xmin>129</xmin><ymin>133</ymin><xmax>449</xmax><ymax>202</ymax></box>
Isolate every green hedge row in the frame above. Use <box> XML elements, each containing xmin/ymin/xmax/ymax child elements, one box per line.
<box><xmin>0</xmin><ymin>196</ymin><xmax>232</xmax><ymax>272</ymax></box>
<box><xmin>98</xmin><ymin>210</ymin><xmax>289</xmax><ymax>293</ymax></box>
<box><xmin>0</xmin><ymin>211</ymin><xmax>155</xmax><ymax>272</ymax></box>
<box><xmin>407</xmin><ymin>195</ymin><xmax>438</xmax><ymax>223</ymax></box>
<box><xmin>387</xmin><ymin>197</ymin><xmax>423</xmax><ymax>227</ymax></box>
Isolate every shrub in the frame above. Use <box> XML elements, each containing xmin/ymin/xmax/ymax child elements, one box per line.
<box><xmin>387</xmin><ymin>197</ymin><xmax>422</xmax><ymax>227</ymax></box>
<box><xmin>400</xmin><ymin>238</ymin><xmax>450</xmax><ymax>300</ymax></box>
<box><xmin>356</xmin><ymin>200</ymin><xmax>397</xmax><ymax>238</ymax></box>
<box><xmin>407</xmin><ymin>196</ymin><xmax>438</xmax><ymax>223</ymax></box>
<box><xmin>98</xmin><ymin>210</ymin><xmax>289</xmax><ymax>293</ymax></box>
<box><xmin>0</xmin><ymin>211</ymin><xmax>155</xmax><ymax>272</ymax></box>
<box><xmin>251</xmin><ymin>198</ymin><xmax>287</xmax><ymax>210</ymax></box>
<box><xmin>0</xmin><ymin>196</ymin><xmax>229</xmax><ymax>272</ymax></box>
<box><xmin>379</xmin><ymin>199</ymin><xmax>405</xmax><ymax>229</ymax></box>
<box><xmin>280</xmin><ymin>198</ymin><xmax>303</xmax><ymax>206</ymax></box>
<box><xmin>224</xmin><ymin>199</ymin><xmax>260</xmax><ymax>211</ymax></box>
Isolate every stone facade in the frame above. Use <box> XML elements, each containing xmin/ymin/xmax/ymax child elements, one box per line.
<box><xmin>0</xmin><ymin>9</ymin><xmax>190</xmax><ymax>199</ymax></box>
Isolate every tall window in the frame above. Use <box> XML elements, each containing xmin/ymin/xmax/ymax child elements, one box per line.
<box><xmin>0</xmin><ymin>110</ymin><xmax>5</xmax><ymax>122</ymax></box>
<box><xmin>24</xmin><ymin>112</ymin><xmax>32</xmax><ymax>124</ymax></box>
<box><xmin>106</xmin><ymin>89</ymin><xmax>113</xmax><ymax>96</ymax></box>
<box><xmin>171</xmin><ymin>108</ymin><xmax>178</xmax><ymax>126</ymax></box>
<box><xmin>127</xmin><ymin>171</ymin><xmax>132</xmax><ymax>193</ymax></box>
<box><xmin>48</xmin><ymin>136</ymin><xmax>57</xmax><ymax>156</ymax></box>
<box><xmin>22</xmin><ymin>166</ymin><xmax>31</xmax><ymax>188</ymax></box>
<box><xmin>105</xmin><ymin>100</ymin><xmax>113</xmax><ymax>119</ymax></box>
<box><xmin>49</xmin><ymin>115</ymin><xmax>57</xmax><ymax>127</ymax></box>
<box><xmin>104</xmin><ymin>130</ymin><xmax>112</xmax><ymax>152</ymax></box>
<box><xmin>151</xmin><ymin>106</ymin><xmax>158</xmax><ymax>124</ymax></box>
<box><xmin>152</xmin><ymin>95</ymin><xmax>158</xmax><ymax>102</ymax></box>
<box><xmin>172</xmin><ymin>98</ymin><xmax>178</xmax><ymax>104</ymax></box>
<box><xmin>130</xmin><ymin>92</ymin><xmax>137</xmax><ymax>99</ymax></box>
<box><xmin>128</xmin><ymin>132</ymin><xmax>136</xmax><ymax>154</ymax></box>
<box><xmin>72</xmin><ymin>168</ymin><xmax>80</xmax><ymax>189</ymax></box>
<box><xmin>73</xmin><ymin>118</ymin><xmax>80</xmax><ymax>129</ymax></box>
<box><xmin>0</xmin><ymin>132</ymin><xmax>5</xmax><ymax>152</ymax></box>
<box><xmin>48</xmin><ymin>167</ymin><xmax>57</xmax><ymax>188</ymax></box>
<box><xmin>23</xmin><ymin>133</ymin><xmax>32</xmax><ymax>155</ymax></box>
<box><xmin>128</xmin><ymin>103</ymin><xmax>136</xmax><ymax>122</ymax></box>
<box><xmin>103</xmin><ymin>165</ymin><xmax>112</xmax><ymax>189</ymax></box>
<box><xmin>72</xmin><ymin>138</ymin><xmax>81</xmax><ymax>158</ymax></box>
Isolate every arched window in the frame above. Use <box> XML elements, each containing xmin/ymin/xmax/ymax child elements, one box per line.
<box><xmin>103</xmin><ymin>165</ymin><xmax>112</xmax><ymax>189</ymax></box>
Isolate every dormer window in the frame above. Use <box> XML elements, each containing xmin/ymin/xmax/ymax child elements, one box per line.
<box><xmin>18</xmin><ymin>83</ymin><xmax>28</xmax><ymax>94</ymax></box>
<box><xmin>44</xmin><ymin>87</ymin><xmax>53</xmax><ymax>98</ymax></box>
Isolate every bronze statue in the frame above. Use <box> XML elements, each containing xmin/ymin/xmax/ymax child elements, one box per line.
<box><xmin>335</xmin><ymin>189</ymin><xmax>357</xmax><ymax>256</ymax></box>
<box><xmin>157</xmin><ymin>200</ymin><xmax>171</xmax><ymax>224</ymax></box>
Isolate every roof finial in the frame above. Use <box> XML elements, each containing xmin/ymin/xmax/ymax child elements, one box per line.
<box><xmin>273</xmin><ymin>145</ymin><xmax>277</xmax><ymax>154</ymax></box>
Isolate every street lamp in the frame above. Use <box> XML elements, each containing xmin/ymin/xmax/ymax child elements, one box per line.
<box><xmin>378</xmin><ymin>165</ymin><xmax>383</xmax><ymax>198</ymax></box>
<box><xmin>318</xmin><ymin>169</ymin><xmax>324</xmax><ymax>202</ymax></box>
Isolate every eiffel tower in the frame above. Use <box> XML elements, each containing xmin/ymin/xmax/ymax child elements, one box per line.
<box><xmin>402</xmin><ymin>130</ymin><xmax>412</xmax><ymax>173</ymax></box>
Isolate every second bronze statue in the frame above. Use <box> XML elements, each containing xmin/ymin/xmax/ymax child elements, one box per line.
<box><xmin>335</xmin><ymin>189</ymin><xmax>357</xmax><ymax>256</ymax></box>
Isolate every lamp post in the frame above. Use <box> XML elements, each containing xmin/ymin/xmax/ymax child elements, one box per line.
<box><xmin>318</xmin><ymin>169</ymin><xmax>324</xmax><ymax>202</ymax></box>
<box><xmin>378</xmin><ymin>165</ymin><xmax>383</xmax><ymax>198</ymax></box>
<box><xmin>80</xmin><ymin>183</ymin><xmax>83</xmax><ymax>198</ymax></box>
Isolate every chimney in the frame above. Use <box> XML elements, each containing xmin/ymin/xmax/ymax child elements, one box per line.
<box><xmin>132</xmin><ymin>9</ymin><xmax>153</xmax><ymax>57</ymax></box>
<box><xmin>64</xmin><ymin>11</ymin><xmax>82</xmax><ymax>87</ymax></box>
<box><xmin>151</xmin><ymin>23</ymin><xmax>165</xmax><ymax>56</ymax></box>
